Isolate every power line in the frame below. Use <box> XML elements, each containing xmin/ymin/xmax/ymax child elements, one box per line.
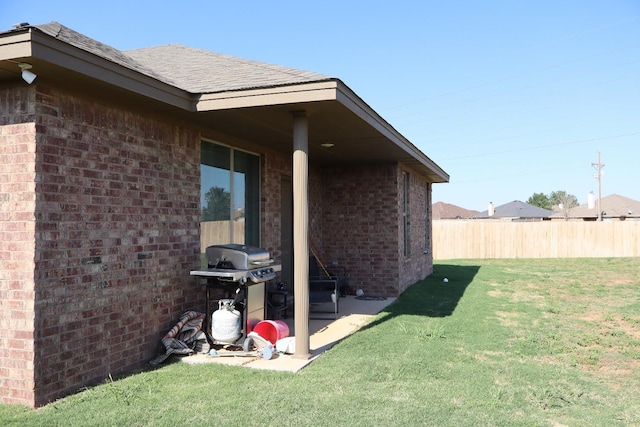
<box><xmin>448</xmin><ymin>165</ymin><xmax>585</xmax><ymax>185</ymax></box>
<box><xmin>398</xmin><ymin>68</ymin><xmax>640</xmax><ymax>127</ymax></box>
<box><xmin>385</xmin><ymin>41</ymin><xmax>640</xmax><ymax>118</ymax></box>
<box><xmin>440</xmin><ymin>132</ymin><xmax>640</xmax><ymax>161</ymax></box>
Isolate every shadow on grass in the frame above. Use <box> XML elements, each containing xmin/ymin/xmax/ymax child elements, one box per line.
<box><xmin>362</xmin><ymin>264</ymin><xmax>480</xmax><ymax>330</ymax></box>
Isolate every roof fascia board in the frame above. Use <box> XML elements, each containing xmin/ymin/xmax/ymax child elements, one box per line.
<box><xmin>2</xmin><ymin>29</ymin><xmax>195</xmax><ymax>111</ymax></box>
<box><xmin>31</xmin><ymin>31</ymin><xmax>194</xmax><ymax>110</ymax></box>
<box><xmin>0</xmin><ymin>32</ymin><xmax>33</xmax><ymax>60</ymax></box>
<box><xmin>196</xmin><ymin>80</ymin><xmax>338</xmax><ymax>111</ymax></box>
<box><xmin>334</xmin><ymin>80</ymin><xmax>449</xmax><ymax>183</ymax></box>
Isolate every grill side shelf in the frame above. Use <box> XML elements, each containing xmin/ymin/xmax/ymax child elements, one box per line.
<box><xmin>190</xmin><ymin>268</ymin><xmax>247</xmax><ymax>282</ymax></box>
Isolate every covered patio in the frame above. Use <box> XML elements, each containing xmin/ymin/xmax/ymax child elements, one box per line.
<box><xmin>182</xmin><ymin>295</ymin><xmax>396</xmax><ymax>371</ymax></box>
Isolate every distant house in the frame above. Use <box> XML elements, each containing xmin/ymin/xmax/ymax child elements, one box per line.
<box><xmin>475</xmin><ymin>200</ymin><xmax>553</xmax><ymax>221</ymax></box>
<box><xmin>432</xmin><ymin>202</ymin><xmax>479</xmax><ymax>219</ymax></box>
<box><xmin>550</xmin><ymin>194</ymin><xmax>640</xmax><ymax>221</ymax></box>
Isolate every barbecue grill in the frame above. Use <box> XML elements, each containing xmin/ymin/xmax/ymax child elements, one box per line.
<box><xmin>201</xmin><ymin>243</ymin><xmax>278</xmax><ymax>283</ymax></box>
<box><xmin>190</xmin><ymin>244</ymin><xmax>281</xmax><ymax>344</ymax></box>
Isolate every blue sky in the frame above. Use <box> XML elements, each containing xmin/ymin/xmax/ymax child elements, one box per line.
<box><xmin>2</xmin><ymin>1</ymin><xmax>639</xmax><ymax>211</ymax></box>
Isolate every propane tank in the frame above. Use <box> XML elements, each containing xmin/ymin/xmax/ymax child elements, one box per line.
<box><xmin>211</xmin><ymin>299</ymin><xmax>242</xmax><ymax>344</ymax></box>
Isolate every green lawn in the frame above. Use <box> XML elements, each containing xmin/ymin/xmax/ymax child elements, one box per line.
<box><xmin>2</xmin><ymin>258</ymin><xmax>639</xmax><ymax>426</ymax></box>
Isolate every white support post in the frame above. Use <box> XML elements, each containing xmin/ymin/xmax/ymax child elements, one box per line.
<box><xmin>292</xmin><ymin>111</ymin><xmax>310</xmax><ymax>359</ymax></box>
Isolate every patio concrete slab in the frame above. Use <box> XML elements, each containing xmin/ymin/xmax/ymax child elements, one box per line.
<box><xmin>181</xmin><ymin>295</ymin><xmax>395</xmax><ymax>372</ymax></box>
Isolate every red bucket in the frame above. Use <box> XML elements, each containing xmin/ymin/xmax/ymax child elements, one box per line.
<box><xmin>252</xmin><ymin>320</ymin><xmax>289</xmax><ymax>345</ymax></box>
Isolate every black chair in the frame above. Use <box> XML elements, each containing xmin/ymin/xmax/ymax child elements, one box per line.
<box><xmin>309</xmin><ymin>256</ymin><xmax>348</xmax><ymax>319</ymax></box>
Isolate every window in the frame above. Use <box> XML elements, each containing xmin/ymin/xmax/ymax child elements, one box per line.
<box><xmin>200</xmin><ymin>141</ymin><xmax>260</xmax><ymax>250</ymax></box>
<box><xmin>403</xmin><ymin>171</ymin><xmax>410</xmax><ymax>257</ymax></box>
<box><xmin>425</xmin><ymin>182</ymin><xmax>431</xmax><ymax>251</ymax></box>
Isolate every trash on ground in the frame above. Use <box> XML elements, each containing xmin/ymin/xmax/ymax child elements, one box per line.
<box><xmin>150</xmin><ymin>311</ymin><xmax>208</xmax><ymax>365</ymax></box>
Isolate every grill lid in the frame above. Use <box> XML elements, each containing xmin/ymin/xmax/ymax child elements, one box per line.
<box><xmin>205</xmin><ymin>244</ymin><xmax>272</xmax><ymax>270</ymax></box>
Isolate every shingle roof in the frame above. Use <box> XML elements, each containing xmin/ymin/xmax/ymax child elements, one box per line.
<box><xmin>34</xmin><ymin>22</ymin><xmax>165</xmax><ymax>81</ymax></box>
<box><xmin>125</xmin><ymin>44</ymin><xmax>332</xmax><ymax>94</ymax></box>
<box><xmin>477</xmin><ymin>200</ymin><xmax>553</xmax><ymax>218</ymax></box>
<box><xmin>432</xmin><ymin>202</ymin><xmax>479</xmax><ymax>219</ymax></box>
<box><xmin>34</xmin><ymin>22</ymin><xmax>332</xmax><ymax>95</ymax></box>
<box><xmin>551</xmin><ymin>194</ymin><xmax>640</xmax><ymax>219</ymax></box>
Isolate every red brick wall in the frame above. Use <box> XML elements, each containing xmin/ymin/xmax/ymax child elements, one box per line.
<box><xmin>244</xmin><ymin>151</ymin><xmax>435</xmax><ymax>298</ymax></box>
<box><xmin>0</xmin><ymin>86</ymin><xmax>38</xmax><ymax>405</ymax></box>
<box><xmin>319</xmin><ymin>164</ymin><xmax>433</xmax><ymax>297</ymax></box>
<box><xmin>260</xmin><ymin>152</ymin><xmax>291</xmax><ymax>261</ymax></box>
<box><xmin>2</xmin><ymin>86</ymin><xmax>204</xmax><ymax>407</ymax></box>
<box><xmin>320</xmin><ymin>164</ymin><xmax>400</xmax><ymax>295</ymax></box>
<box><xmin>397</xmin><ymin>168</ymin><xmax>433</xmax><ymax>294</ymax></box>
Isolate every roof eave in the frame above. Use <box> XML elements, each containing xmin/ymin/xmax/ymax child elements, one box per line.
<box><xmin>336</xmin><ymin>80</ymin><xmax>449</xmax><ymax>183</ymax></box>
<box><xmin>0</xmin><ymin>27</ymin><xmax>194</xmax><ymax>110</ymax></box>
<box><xmin>1</xmin><ymin>26</ymin><xmax>449</xmax><ymax>183</ymax></box>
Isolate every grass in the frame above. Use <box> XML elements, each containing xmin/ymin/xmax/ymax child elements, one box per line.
<box><xmin>2</xmin><ymin>257</ymin><xmax>639</xmax><ymax>426</ymax></box>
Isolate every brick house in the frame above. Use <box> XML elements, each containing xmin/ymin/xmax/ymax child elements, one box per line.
<box><xmin>0</xmin><ymin>22</ymin><xmax>448</xmax><ymax>407</ymax></box>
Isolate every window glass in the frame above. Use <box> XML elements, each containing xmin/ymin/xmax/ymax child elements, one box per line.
<box><xmin>425</xmin><ymin>183</ymin><xmax>430</xmax><ymax>249</ymax></box>
<box><xmin>200</xmin><ymin>141</ymin><xmax>260</xmax><ymax>256</ymax></box>
<box><xmin>403</xmin><ymin>171</ymin><xmax>410</xmax><ymax>257</ymax></box>
<box><xmin>233</xmin><ymin>149</ymin><xmax>260</xmax><ymax>245</ymax></box>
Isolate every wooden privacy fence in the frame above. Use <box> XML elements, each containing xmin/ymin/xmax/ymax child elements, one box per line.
<box><xmin>433</xmin><ymin>220</ymin><xmax>640</xmax><ymax>259</ymax></box>
<box><xmin>200</xmin><ymin>220</ymin><xmax>245</xmax><ymax>249</ymax></box>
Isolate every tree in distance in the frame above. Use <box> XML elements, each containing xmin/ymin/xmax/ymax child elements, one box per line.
<box><xmin>527</xmin><ymin>192</ymin><xmax>551</xmax><ymax>210</ymax></box>
<box><xmin>202</xmin><ymin>186</ymin><xmax>231</xmax><ymax>221</ymax></box>
<box><xmin>527</xmin><ymin>190</ymin><xmax>578</xmax><ymax>219</ymax></box>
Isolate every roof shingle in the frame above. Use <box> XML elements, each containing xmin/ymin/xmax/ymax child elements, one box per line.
<box><xmin>35</xmin><ymin>22</ymin><xmax>166</xmax><ymax>81</ymax></box>
<box><xmin>34</xmin><ymin>22</ymin><xmax>332</xmax><ymax>95</ymax></box>
<box><xmin>477</xmin><ymin>200</ymin><xmax>553</xmax><ymax>218</ymax></box>
<box><xmin>125</xmin><ymin>44</ymin><xmax>332</xmax><ymax>94</ymax></box>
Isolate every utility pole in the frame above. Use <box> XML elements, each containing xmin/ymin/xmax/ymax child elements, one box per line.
<box><xmin>591</xmin><ymin>151</ymin><xmax>604</xmax><ymax>221</ymax></box>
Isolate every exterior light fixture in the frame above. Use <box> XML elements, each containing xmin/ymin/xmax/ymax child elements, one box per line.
<box><xmin>320</xmin><ymin>143</ymin><xmax>334</xmax><ymax>148</ymax></box>
<box><xmin>18</xmin><ymin>63</ymin><xmax>37</xmax><ymax>84</ymax></box>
